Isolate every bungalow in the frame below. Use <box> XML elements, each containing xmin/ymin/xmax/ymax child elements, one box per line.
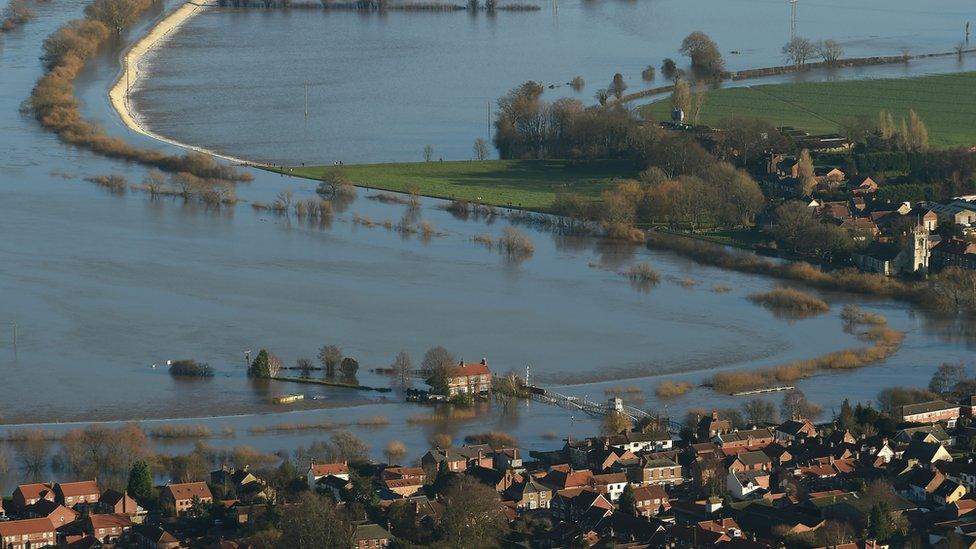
<box><xmin>0</xmin><ymin>518</ymin><xmax>58</xmax><ymax>549</ymax></box>
<box><xmin>307</xmin><ymin>461</ymin><xmax>350</xmax><ymax>490</ymax></box>
<box><xmin>631</xmin><ymin>485</ymin><xmax>670</xmax><ymax>517</ymax></box>
<box><xmin>899</xmin><ymin>400</ymin><xmax>960</xmax><ymax>427</ymax></box>
<box><xmin>159</xmin><ymin>482</ymin><xmax>213</xmax><ymax>516</ymax></box>
<box><xmin>88</xmin><ymin>513</ymin><xmax>133</xmax><ymax>543</ymax></box>
<box><xmin>54</xmin><ymin>480</ymin><xmax>100</xmax><ymax>508</ymax></box>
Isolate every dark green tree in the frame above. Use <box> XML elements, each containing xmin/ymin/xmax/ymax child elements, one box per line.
<box><xmin>127</xmin><ymin>460</ymin><xmax>154</xmax><ymax>505</ymax></box>
<box><xmin>618</xmin><ymin>484</ymin><xmax>637</xmax><ymax>516</ymax></box>
<box><xmin>249</xmin><ymin>349</ymin><xmax>272</xmax><ymax>378</ymax></box>
<box><xmin>837</xmin><ymin>399</ymin><xmax>856</xmax><ymax>432</ymax></box>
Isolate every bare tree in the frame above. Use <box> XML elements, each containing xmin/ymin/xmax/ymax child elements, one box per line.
<box><xmin>671</xmin><ymin>79</ymin><xmax>691</xmax><ymax>116</ymax></box>
<box><xmin>929</xmin><ymin>363</ymin><xmax>968</xmax><ymax>395</ymax></box>
<box><xmin>143</xmin><ymin>169</ymin><xmax>165</xmax><ymax>198</ymax></box>
<box><xmin>817</xmin><ymin>39</ymin><xmax>844</xmax><ymax>64</ymax></box>
<box><xmin>742</xmin><ymin>398</ymin><xmax>777</xmax><ymax>425</ymax></box>
<box><xmin>473</xmin><ymin>138</ymin><xmax>490</xmax><ymax>161</ymax></box>
<box><xmin>318</xmin><ymin>345</ymin><xmax>343</xmax><ymax>377</ymax></box>
<box><xmin>16</xmin><ymin>430</ymin><xmax>51</xmax><ymax>477</ymax></box>
<box><xmin>692</xmin><ymin>80</ymin><xmax>707</xmax><ymax>125</ymax></box>
<box><xmin>390</xmin><ymin>351</ymin><xmax>413</xmax><ymax>388</ymax></box>
<box><xmin>423</xmin><ymin>144</ymin><xmax>434</xmax><ymax>162</ymax></box>
<box><xmin>783</xmin><ymin>36</ymin><xmax>816</xmax><ymax>67</ymax></box>
<box><xmin>421</xmin><ymin>346</ymin><xmax>455</xmax><ymax>373</ymax></box>
<box><xmin>297</xmin><ymin>357</ymin><xmax>314</xmax><ymax>379</ymax></box>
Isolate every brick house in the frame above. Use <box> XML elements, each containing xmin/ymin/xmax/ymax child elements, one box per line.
<box><xmin>590</xmin><ymin>472</ymin><xmax>628</xmax><ymax>502</ymax></box>
<box><xmin>716</xmin><ymin>428</ymin><xmax>775</xmax><ymax>450</ymax></box>
<box><xmin>630</xmin><ymin>457</ymin><xmax>682</xmax><ymax>485</ymax></box>
<box><xmin>550</xmin><ymin>488</ymin><xmax>613</xmax><ymax>523</ymax></box>
<box><xmin>88</xmin><ymin>513</ymin><xmax>134</xmax><ymax>543</ymax></box>
<box><xmin>775</xmin><ymin>419</ymin><xmax>818</xmax><ymax>443</ymax></box>
<box><xmin>160</xmin><ymin>482</ymin><xmax>213</xmax><ymax>516</ymax></box>
<box><xmin>0</xmin><ymin>517</ymin><xmax>58</xmax><ymax>549</ymax></box>
<box><xmin>11</xmin><ymin>483</ymin><xmax>55</xmax><ymax>511</ymax></box>
<box><xmin>631</xmin><ymin>485</ymin><xmax>670</xmax><ymax>517</ymax></box>
<box><xmin>421</xmin><ymin>448</ymin><xmax>468</xmax><ymax>475</ymax></box>
<box><xmin>726</xmin><ymin>451</ymin><xmax>772</xmax><ymax>473</ymax></box>
<box><xmin>431</xmin><ymin>359</ymin><xmax>492</xmax><ymax>396</ymax></box>
<box><xmin>97</xmin><ymin>489</ymin><xmax>144</xmax><ymax>517</ymax></box>
<box><xmin>900</xmin><ymin>400</ymin><xmax>960</xmax><ymax>427</ymax></box>
<box><xmin>54</xmin><ymin>480</ymin><xmax>100</xmax><ymax>508</ymax></box>
<box><xmin>931</xmin><ymin>238</ymin><xmax>976</xmax><ymax>271</ymax></box>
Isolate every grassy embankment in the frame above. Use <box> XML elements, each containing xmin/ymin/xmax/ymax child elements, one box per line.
<box><xmin>639</xmin><ymin>72</ymin><xmax>976</xmax><ymax>148</ymax></box>
<box><xmin>266</xmin><ymin>159</ymin><xmax>637</xmax><ymax>211</ymax></box>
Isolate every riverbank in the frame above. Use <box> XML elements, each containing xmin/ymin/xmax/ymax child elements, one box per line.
<box><xmin>108</xmin><ymin>0</ymin><xmax>264</xmax><ymax>166</ymax></box>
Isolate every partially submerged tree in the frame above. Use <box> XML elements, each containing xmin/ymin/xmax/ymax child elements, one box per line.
<box><xmin>679</xmin><ymin>31</ymin><xmax>724</xmax><ymax>77</ymax></box>
<box><xmin>782</xmin><ymin>36</ymin><xmax>816</xmax><ymax>67</ymax></box>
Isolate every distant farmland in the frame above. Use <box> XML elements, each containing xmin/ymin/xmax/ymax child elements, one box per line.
<box><xmin>638</xmin><ymin>72</ymin><xmax>976</xmax><ymax>148</ymax></box>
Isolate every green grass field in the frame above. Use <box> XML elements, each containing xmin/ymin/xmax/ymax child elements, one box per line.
<box><xmin>639</xmin><ymin>72</ymin><xmax>976</xmax><ymax>147</ymax></box>
<box><xmin>269</xmin><ymin>159</ymin><xmax>638</xmax><ymax>210</ymax></box>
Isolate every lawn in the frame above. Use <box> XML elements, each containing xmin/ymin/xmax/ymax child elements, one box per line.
<box><xmin>266</xmin><ymin>159</ymin><xmax>638</xmax><ymax>210</ymax></box>
<box><xmin>638</xmin><ymin>72</ymin><xmax>976</xmax><ymax>148</ymax></box>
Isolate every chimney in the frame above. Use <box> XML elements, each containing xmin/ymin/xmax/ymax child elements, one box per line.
<box><xmin>711</xmin><ymin>410</ymin><xmax>719</xmax><ymax>421</ymax></box>
<box><xmin>481</xmin><ymin>357</ymin><xmax>487</xmax><ymax>366</ymax></box>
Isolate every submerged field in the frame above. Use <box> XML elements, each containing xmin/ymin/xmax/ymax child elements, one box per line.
<box><xmin>269</xmin><ymin>159</ymin><xmax>637</xmax><ymax>210</ymax></box>
<box><xmin>639</xmin><ymin>72</ymin><xmax>976</xmax><ymax>147</ymax></box>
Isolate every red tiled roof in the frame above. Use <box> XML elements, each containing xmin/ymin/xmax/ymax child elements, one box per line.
<box><xmin>452</xmin><ymin>361</ymin><xmax>490</xmax><ymax>377</ymax></box>
<box><xmin>89</xmin><ymin>513</ymin><xmax>133</xmax><ymax>530</ymax></box>
<box><xmin>16</xmin><ymin>483</ymin><xmax>53</xmax><ymax>501</ymax></box>
<box><xmin>0</xmin><ymin>517</ymin><xmax>56</xmax><ymax>537</ymax></box>
<box><xmin>57</xmin><ymin>480</ymin><xmax>100</xmax><ymax>498</ymax></box>
<box><xmin>164</xmin><ymin>482</ymin><xmax>212</xmax><ymax>502</ymax></box>
<box><xmin>310</xmin><ymin>462</ymin><xmax>349</xmax><ymax>477</ymax></box>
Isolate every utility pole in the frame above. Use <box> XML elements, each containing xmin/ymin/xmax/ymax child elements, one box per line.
<box><xmin>486</xmin><ymin>100</ymin><xmax>491</xmax><ymax>140</ymax></box>
<box><xmin>11</xmin><ymin>322</ymin><xmax>17</xmax><ymax>357</ymax></box>
<box><xmin>789</xmin><ymin>0</ymin><xmax>798</xmax><ymax>40</ymax></box>
<box><xmin>304</xmin><ymin>81</ymin><xmax>309</xmax><ymax>118</ymax></box>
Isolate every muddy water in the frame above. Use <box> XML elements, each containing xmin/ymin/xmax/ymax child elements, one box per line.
<box><xmin>0</xmin><ymin>0</ymin><xmax>974</xmax><ymax>493</ymax></box>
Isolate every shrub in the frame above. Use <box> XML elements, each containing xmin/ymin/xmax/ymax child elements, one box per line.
<box><xmin>168</xmin><ymin>359</ymin><xmax>214</xmax><ymax>377</ymax></box>
<box><xmin>464</xmin><ymin>431</ymin><xmax>517</xmax><ymax>449</ymax></box>
<box><xmin>748</xmin><ymin>287</ymin><xmax>829</xmax><ymax>317</ymax></box>
<box><xmin>499</xmin><ymin>227</ymin><xmax>534</xmax><ymax>256</ymax></box>
<box><xmin>655</xmin><ymin>381</ymin><xmax>691</xmax><ymax>398</ymax></box>
<box><xmin>626</xmin><ymin>263</ymin><xmax>660</xmax><ymax>284</ymax></box>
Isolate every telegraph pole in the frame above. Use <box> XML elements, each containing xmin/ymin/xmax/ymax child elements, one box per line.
<box><xmin>789</xmin><ymin>0</ymin><xmax>798</xmax><ymax>40</ymax></box>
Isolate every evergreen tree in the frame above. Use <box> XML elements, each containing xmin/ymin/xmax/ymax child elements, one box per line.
<box><xmin>837</xmin><ymin>399</ymin><xmax>856</xmax><ymax>432</ymax></box>
<box><xmin>869</xmin><ymin>502</ymin><xmax>895</xmax><ymax>542</ymax></box>
<box><xmin>618</xmin><ymin>484</ymin><xmax>637</xmax><ymax>516</ymax></box>
<box><xmin>127</xmin><ymin>460</ymin><xmax>154</xmax><ymax>505</ymax></box>
<box><xmin>249</xmin><ymin>349</ymin><xmax>271</xmax><ymax>378</ymax></box>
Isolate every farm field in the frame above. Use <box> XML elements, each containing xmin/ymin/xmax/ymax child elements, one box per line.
<box><xmin>639</xmin><ymin>72</ymin><xmax>976</xmax><ymax>148</ymax></box>
<box><xmin>267</xmin><ymin>159</ymin><xmax>638</xmax><ymax>210</ymax></box>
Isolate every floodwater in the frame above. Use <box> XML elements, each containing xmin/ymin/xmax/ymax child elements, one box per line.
<box><xmin>135</xmin><ymin>0</ymin><xmax>976</xmax><ymax>164</ymax></box>
<box><xmin>0</xmin><ymin>0</ymin><xmax>975</xmax><ymax>492</ymax></box>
